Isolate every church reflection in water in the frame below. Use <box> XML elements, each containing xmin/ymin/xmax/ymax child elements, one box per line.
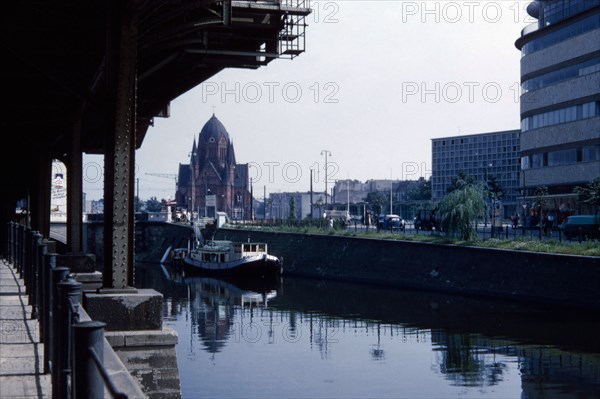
<box><xmin>185</xmin><ymin>275</ymin><xmax>278</xmax><ymax>355</ymax></box>
<box><xmin>135</xmin><ymin>262</ymin><xmax>600</xmax><ymax>398</ymax></box>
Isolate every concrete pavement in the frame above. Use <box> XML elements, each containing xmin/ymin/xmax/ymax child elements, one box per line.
<box><xmin>0</xmin><ymin>259</ymin><xmax>50</xmax><ymax>398</ymax></box>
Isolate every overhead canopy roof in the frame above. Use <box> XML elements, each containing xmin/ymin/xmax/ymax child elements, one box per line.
<box><xmin>0</xmin><ymin>0</ymin><xmax>309</xmax><ymax>195</ymax></box>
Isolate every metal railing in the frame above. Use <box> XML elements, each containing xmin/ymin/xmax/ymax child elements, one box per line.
<box><xmin>6</xmin><ymin>222</ymin><xmax>130</xmax><ymax>399</ymax></box>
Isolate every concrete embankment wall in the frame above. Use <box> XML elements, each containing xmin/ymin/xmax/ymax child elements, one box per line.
<box><xmin>84</xmin><ymin>222</ymin><xmax>194</xmax><ymax>268</ymax></box>
<box><xmin>216</xmin><ymin>228</ymin><xmax>600</xmax><ymax>310</ymax></box>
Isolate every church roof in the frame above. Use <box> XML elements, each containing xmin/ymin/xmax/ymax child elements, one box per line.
<box><xmin>199</xmin><ymin>114</ymin><xmax>230</xmax><ymax>144</ymax></box>
<box><xmin>178</xmin><ymin>163</ymin><xmax>190</xmax><ymax>185</ymax></box>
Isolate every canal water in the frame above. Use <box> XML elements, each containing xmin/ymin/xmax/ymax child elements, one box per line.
<box><xmin>134</xmin><ymin>263</ymin><xmax>600</xmax><ymax>399</ymax></box>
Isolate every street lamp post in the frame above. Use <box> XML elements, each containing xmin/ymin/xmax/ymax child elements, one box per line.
<box><xmin>310</xmin><ymin>168</ymin><xmax>314</xmax><ymax>219</ymax></box>
<box><xmin>250</xmin><ymin>177</ymin><xmax>254</xmax><ymax>222</ymax></box>
<box><xmin>321</xmin><ymin>150</ymin><xmax>331</xmax><ymax>207</ymax></box>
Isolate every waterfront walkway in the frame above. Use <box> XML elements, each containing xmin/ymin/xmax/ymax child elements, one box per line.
<box><xmin>0</xmin><ymin>259</ymin><xmax>51</xmax><ymax>398</ymax></box>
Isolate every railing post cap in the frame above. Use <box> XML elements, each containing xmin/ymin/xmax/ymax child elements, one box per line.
<box><xmin>74</xmin><ymin>320</ymin><xmax>106</xmax><ymax>329</ymax></box>
<box><xmin>58</xmin><ymin>278</ymin><xmax>81</xmax><ymax>288</ymax></box>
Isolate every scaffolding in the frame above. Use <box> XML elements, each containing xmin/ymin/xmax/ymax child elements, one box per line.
<box><xmin>278</xmin><ymin>0</ymin><xmax>310</xmax><ymax>59</ymax></box>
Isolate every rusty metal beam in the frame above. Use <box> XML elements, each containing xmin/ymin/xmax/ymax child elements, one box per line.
<box><xmin>103</xmin><ymin>0</ymin><xmax>139</xmax><ymax>291</ymax></box>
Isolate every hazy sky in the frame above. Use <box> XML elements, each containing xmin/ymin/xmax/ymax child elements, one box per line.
<box><xmin>83</xmin><ymin>0</ymin><xmax>532</xmax><ymax>201</ymax></box>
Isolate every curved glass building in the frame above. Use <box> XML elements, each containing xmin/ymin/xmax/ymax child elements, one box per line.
<box><xmin>515</xmin><ymin>0</ymin><xmax>600</xmax><ymax>214</ymax></box>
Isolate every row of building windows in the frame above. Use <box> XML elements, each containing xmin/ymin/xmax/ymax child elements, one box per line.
<box><xmin>434</xmin><ymin>161</ymin><xmax>518</xmax><ymax>171</ymax></box>
<box><xmin>521</xmin><ymin>57</ymin><xmax>600</xmax><ymax>93</ymax></box>
<box><xmin>433</xmin><ymin>143</ymin><xmax>518</xmax><ymax>152</ymax></box>
<box><xmin>521</xmin><ymin>145</ymin><xmax>600</xmax><ymax>169</ymax></box>
<box><xmin>522</xmin><ymin>12</ymin><xmax>600</xmax><ymax>56</ymax></box>
<box><xmin>521</xmin><ymin>101</ymin><xmax>600</xmax><ymax>131</ymax></box>
<box><xmin>434</xmin><ymin>152</ymin><xmax>519</xmax><ymax>160</ymax></box>
<box><xmin>434</xmin><ymin>147</ymin><xmax>518</xmax><ymax>155</ymax></box>
<box><xmin>539</xmin><ymin>0</ymin><xmax>600</xmax><ymax>27</ymax></box>
<box><xmin>433</xmin><ymin>137</ymin><xmax>518</xmax><ymax>147</ymax></box>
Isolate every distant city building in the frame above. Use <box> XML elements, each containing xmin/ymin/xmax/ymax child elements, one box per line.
<box><xmin>431</xmin><ymin>130</ymin><xmax>521</xmax><ymax>216</ymax></box>
<box><xmin>176</xmin><ymin>115</ymin><xmax>251</xmax><ymax>219</ymax></box>
<box><xmin>332</xmin><ymin>179</ymin><xmax>426</xmax><ymax>205</ymax></box>
<box><xmin>268</xmin><ymin>192</ymin><xmax>330</xmax><ymax>220</ymax></box>
<box><xmin>51</xmin><ymin>160</ymin><xmax>67</xmax><ymax>223</ymax></box>
<box><xmin>515</xmin><ymin>1</ymin><xmax>600</xmax><ymax>212</ymax></box>
<box><xmin>90</xmin><ymin>200</ymin><xmax>104</xmax><ymax>214</ymax></box>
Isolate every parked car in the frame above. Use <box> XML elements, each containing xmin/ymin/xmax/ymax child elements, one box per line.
<box><xmin>414</xmin><ymin>216</ymin><xmax>438</xmax><ymax>231</ymax></box>
<box><xmin>561</xmin><ymin>215</ymin><xmax>600</xmax><ymax>240</ymax></box>
<box><xmin>379</xmin><ymin>214</ymin><xmax>405</xmax><ymax>231</ymax></box>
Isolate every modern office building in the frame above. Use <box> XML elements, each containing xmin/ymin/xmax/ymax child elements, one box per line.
<box><xmin>515</xmin><ymin>0</ymin><xmax>600</xmax><ymax>213</ymax></box>
<box><xmin>431</xmin><ymin>130</ymin><xmax>521</xmax><ymax>216</ymax></box>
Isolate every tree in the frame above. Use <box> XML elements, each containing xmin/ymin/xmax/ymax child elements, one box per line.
<box><xmin>364</xmin><ymin>191</ymin><xmax>389</xmax><ymax>214</ymax></box>
<box><xmin>439</xmin><ymin>184</ymin><xmax>486</xmax><ymax>240</ymax></box>
<box><xmin>288</xmin><ymin>194</ymin><xmax>297</xmax><ymax>221</ymax></box>
<box><xmin>533</xmin><ymin>186</ymin><xmax>548</xmax><ymax>212</ymax></box>
<box><xmin>406</xmin><ymin>178</ymin><xmax>432</xmax><ymax>201</ymax></box>
<box><xmin>574</xmin><ymin>177</ymin><xmax>600</xmax><ymax>214</ymax></box>
<box><xmin>486</xmin><ymin>175</ymin><xmax>504</xmax><ymax>201</ymax></box>
<box><xmin>146</xmin><ymin>196</ymin><xmax>162</xmax><ymax>212</ymax></box>
<box><xmin>447</xmin><ymin>171</ymin><xmax>478</xmax><ymax>193</ymax></box>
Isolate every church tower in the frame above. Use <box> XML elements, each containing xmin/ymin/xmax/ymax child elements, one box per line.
<box><xmin>176</xmin><ymin>115</ymin><xmax>251</xmax><ymax>220</ymax></box>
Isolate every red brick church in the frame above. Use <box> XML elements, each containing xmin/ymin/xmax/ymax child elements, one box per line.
<box><xmin>176</xmin><ymin>115</ymin><xmax>251</xmax><ymax>220</ymax></box>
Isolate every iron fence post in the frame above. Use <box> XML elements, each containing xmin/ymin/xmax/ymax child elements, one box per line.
<box><xmin>24</xmin><ymin>228</ymin><xmax>33</xmax><ymax>296</ymax></box>
<box><xmin>11</xmin><ymin>222</ymin><xmax>16</xmax><ymax>264</ymax></box>
<box><xmin>17</xmin><ymin>224</ymin><xmax>24</xmax><ymax>277</ymax></box>
<box><xmin>42</xmin><ymin>253</ymin><xmax>57</xmax><ymax>373</ymax></box>
<box><xmin>35</xmin><ymin>240</ymin><xmax>48</xmax><ymax>328</ymax></box>
<box><xmin>50</xmin><ymin>267</ymin><xmax>70</xmax><ymax>396</ymax></box>
<box><xmin>31</xmin><ymin>232</ymin><xmax>43</xmax><ymax>319</ymax></box>
<box><xmin>72</xmin><ymin>321</ymin><xmax>106</xmax><ymax>399</ymax></box>
<box><xmin>7</xmin><ymin>222</ymin><xmax>12</xmax><ymax>263</ymax></box>
<box><xmin>56</xmin><ymin>277</ymin><xmax>81</xmax><ymax>399</ymax></box>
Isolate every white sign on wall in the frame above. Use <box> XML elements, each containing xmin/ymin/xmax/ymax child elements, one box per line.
<box><xmin>205</xmin><ymin>194</ymin><xmax>216</xmax><ymax>207</ymax></box>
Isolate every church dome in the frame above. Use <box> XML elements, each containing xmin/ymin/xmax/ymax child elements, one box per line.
<box><xmin>199</xmin><ymin>115</ymin><xmax>230</xmax><ymax>144</ymax></box>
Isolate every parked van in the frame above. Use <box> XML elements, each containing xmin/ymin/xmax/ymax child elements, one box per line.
<box><xmin>561</xmin><ymin>215</ymin><xmax>600</xmax><ymax>240</ymax></box>
<box><xmin>324</xmin><ymin>210</ymin><xmax>350</xmax><ymax>224</ymax></box>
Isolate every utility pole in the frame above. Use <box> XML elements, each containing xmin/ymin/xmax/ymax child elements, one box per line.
<box><xmin>136</xmin><ymin>178</ymin><xmax>140</xmax><ymax>212</ymax></box>
<box><xmin>321</xmin><ymin>150</ymin><xmax>331</xmax><ymax>207</ymax></box>
<box><xmin>390</xmin><ymin>169</ymin><xmax>393</xmax><ymax>215</ymax></box>
<box><xmin>347</xmin><ymin>178</ymin><xmax>350</xmax><ymax>214</ymax></box>
<box><xmin>250</xmin><ymin>177</ymin><xmax>254</xmax><ymax>221</ymax></box>
<box><xmin>310</xmin><ymin>169</ymin><xmax>314</xmax><ymax>218</ymax></box>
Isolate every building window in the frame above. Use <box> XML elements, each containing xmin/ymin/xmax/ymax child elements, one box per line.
<box><xmin>532</xmin><ymin>153</ymin><xmax>545</xmax><ymax>168</ymax></box>
<box><xmin>521</xmin><ymin>101</ymin><xmax>599</xmax><ymax>132</ymax></box>
<box><xmin>522</xmin><ymin>12</ymin><xmax>600</xmax><ymax>56</ymax></box>
<box><xmin>521</xmin><ymin>156</ymin><xmax>530</xmax><ymax>170</ymax></box>
<box><xmin>583</xmin><ymin>145</ymin><xmax>600</xmax><ymax>161</ymax></box>
<box><xmin>522</xmin><ymin>57</ymin><xmax>600</xmax><ymax>93</ymax></box>
<box><xmin>548</xmin><ymin>148</ymin><xmax>578</xmax><ymax>166</ymax></box>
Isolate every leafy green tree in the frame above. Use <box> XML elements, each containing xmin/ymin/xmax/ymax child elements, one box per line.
<box><xmin>439</xmin><ymin>184</ymin><xmax>486</xmax><ymax>240</ymax></box>
<box><xmin>406</xmin><ymin>178</ymin><xmax>432</xmax><ymax>201</ymax></box>
<box><xmin>447</xmin><ymin>171</ymin><xmax>478</xmax><ymax>193</ymax></box>
<box><xmin>288</xmin><ymin>194</ymin><xmax>297</xmax><ymax>221</ymax></box>
<box><xmin>145</xmin><ymin>196</ymin><xmax>162</xmax><ymax>212</ymax></box>
<box><xmin>364</xmin><ymin>191</ymin><xmax>389</xmax><ymax>214</ymax></box>
<box><xmin>486</xmin><ymin>175</ymin><xmax>504</xmax><ymax>201</ymax></box>
<box><xmin>574</xmin><ymin>177</ymin><xmax>600</xmax><ymax>214</ymax></box>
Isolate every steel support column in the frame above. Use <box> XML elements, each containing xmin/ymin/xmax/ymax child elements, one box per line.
<box><xmin>36</xmin><ymin>158</ymin><xmax>52</xmax><ymax>239</ymax></box>
<box><xmin>67</xmin><ymin>113</ymin><xmax>83</xmax><ymax>253</ymax></box>
<box><xmin>103</xmin><ymin>0</ymin><xmax>139</xmax><ymax>290</ymax></box>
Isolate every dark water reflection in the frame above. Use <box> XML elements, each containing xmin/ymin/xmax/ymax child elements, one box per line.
<box><xmin>135</xmin><ymin>263</ymin><xmax>600</xmax><ymax>399</ymax></box>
